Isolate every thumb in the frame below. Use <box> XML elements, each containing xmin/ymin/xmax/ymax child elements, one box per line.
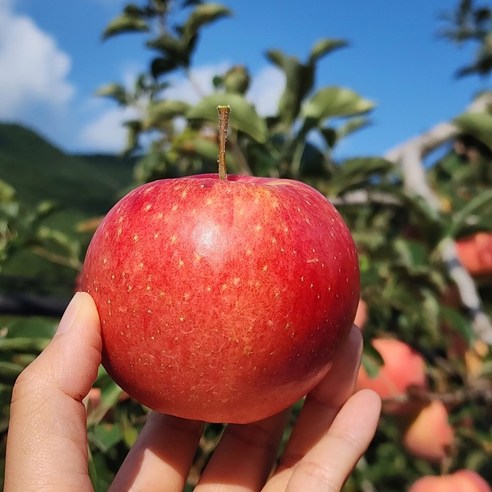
<box><xmin>5</xmin><ymin>292</ymin><xmax>102</xmax><ymax>492</ymax></box>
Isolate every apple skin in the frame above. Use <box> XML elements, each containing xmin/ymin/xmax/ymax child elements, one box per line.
<box><xmin>356</xmin><ymin>338</ymin><xmax>427</xmax><ymax>414</ymax></box>
<box><xmin>80</xmin><ymin>174</ymin><xmax>359</xmax><ymax>423</ymax></box>
<box><xmin>409</xmin><ymin>470</ymin><xmax>491</xmax><ymax>492</ymax></box>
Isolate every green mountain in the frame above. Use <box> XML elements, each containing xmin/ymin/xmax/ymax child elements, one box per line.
<box><xmin>0</xmin><ymin>123</ymin><xmax>135</xmax><ymax>215</ymax></box>
<box><xmin>0</xmin><ymin>122</ymin><xmax>137</xmax><ymax>298</ymax></box>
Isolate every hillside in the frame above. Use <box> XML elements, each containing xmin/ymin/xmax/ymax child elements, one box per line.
<box><xmin>0</xmin><ymin>123</ymin><xmax>135</xmax><ymax>216</ymax></box>
<box><xmin>0</xmin><ymin>122</ymin><xmax>137</xmax><ymax>297</ymax></box>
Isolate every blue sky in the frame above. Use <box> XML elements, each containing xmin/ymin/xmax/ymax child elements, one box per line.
<box><xmin>1</xmin><ymin>0</ymin><xmax>488</xmax><ymax>158</ymax></box>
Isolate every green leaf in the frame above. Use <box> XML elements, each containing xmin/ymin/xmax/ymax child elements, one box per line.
<box><xmin>0</xmin><ymin>361</ymin><xmax>25</xmax><ymax>383</ymax></box>
<box><xmin>87</xmin><ymin>379</ymin><xmax>124</xmax><ymax>427</ymax></box>
<box><xmin>121</xmin><ymin>411</ymin><xmax>139</xmax><ymax>448</ymax></box>
<box><xmin>302</xmin><ymin>86</ymin><xmax>375</xmax><ymax>123</ymax></box>
<box><xmin>454</xmin><ymin>111</ymin><xmax>492</xmax><ymax>150</ymax></box>
<box><xmin>102</xmin><ymin>14</ymin><xmax>149</xmax><ymax>40</ymax></box>
<box><xmin>183</xmin><ymin>4</ymin><xmax>232</xmax><ymax>40</ymax></box>
<box><xmin>0</xmin><ymin>337</ymin><xmax>50</xmax><ymax>352</ymax></box>
<box><xmin>145</xmin><ymin>100</ymin><xmax>191</xmax><ymax>128</ymax></box>
<box><xmin>90</xmin><ymin>423</ymin><xmax>123</xmax><ymax>452</ymax></box>
<box><xmin>265</xmin><ymin>50</ymin><xmax>290</xmax><ymax>71</ymax></box>
<box><xmin>447</xmin><ymin>189</ymin><xmax>492</xmax><ymax>237</ymax></box>
<box><xmin>0</xmin><ymin>180</ymin><xmax>16</xmax><ymax>203</ymax></box>
<box><xmin>361</xmin><ymin>341</ymin><xmax>384</xmax><ymax>378</ymax></box>
<box><xmin>440</xmin><ymin>305</ymin><xmax>475</xmax><ymax>345</ymax></box>
<box><xmin>187</xmin><ymin>93</ymin><xmax>268</xmax><ymax>143</ymax></box>
<box><xmin>421</xmin><ymin>288</ymin><xmax>440</xmax><ymax>337</ymax></box>
<box><xmin>393</xmin><ymin>238</ymin><xmax>429</xmax><ymax>270</ymax></box>
<box><xmin>147</xmin><ymin>34</ymin><xmax>187</xmax><ymax>58</ymax></box>
<box><xmin>335</xmin><ymin>116</ymin><xmax>371</xmax><ymax>141</ymax></box>
<box><xmin>122</xmin><ymin>119</ymin><xmax>142</xmax><ymax>155</ymax></box>
<box><xmin>309</xmin><ymin>38</ymin><xmax>348</xmax><ymax>63</ymax></box>
<box><xmin>329</xmin><ymin>157</ymin><xmax>394</xmax><ymax>195</ymax></box>
<box><xmin>4</xmin><ymin>317</ymin><xmax>57</xmax><ymax>338</ymax></box>
<box><xmin>151</xmin><ymin>57</ymin><xmax>179</xmax><ymax>78</ymax></box>
<box><xmin>397</xmin><ymin>191</ymin><xmax>445</xmax><ymax>240</ymax></box>
<box><xmin>266</xmin><ymin>50</ymin><xmax>313</xmax><ymax>125</ymax></box>
<box><xmin>95</xmin><ymin>83</ymin><xmax>128</xmax><ymax>105</ymax></box>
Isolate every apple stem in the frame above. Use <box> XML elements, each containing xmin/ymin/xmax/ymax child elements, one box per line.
<box><xmin>217</xmin><ymin>105</ymin><xmax>230</xmax><ymax>181</ymax></box>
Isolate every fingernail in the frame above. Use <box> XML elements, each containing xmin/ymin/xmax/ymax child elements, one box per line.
<box><xmin>55</xmin><ymin>292</ymin><xmax>83</xmax><ymax>336</ymax></box>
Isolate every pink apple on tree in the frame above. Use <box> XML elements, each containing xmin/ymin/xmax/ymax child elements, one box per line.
<box><xmin>356</xmin><ymin>337</ymin><xmax>427</xmax><ymax>414</ymax></box>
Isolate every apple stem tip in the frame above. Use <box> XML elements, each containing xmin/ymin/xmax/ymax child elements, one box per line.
<box><xmin>217</xmin><ymin>105</ymin><xmax>230</xmax><ymax>181</ymax></box>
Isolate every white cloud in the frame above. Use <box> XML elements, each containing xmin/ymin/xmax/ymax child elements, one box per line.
<box><xmin>0</xmin><ymin>0</ymin><xmax>75</xmax><ymax>119</ymax></box>
<box><xmin>247</xmin><ymin>66</ymin><xmax>284</xmax><ymax>117</ymax></box>
<box><xmin>78</xmin><ymin>104</ymin><xmax>139</xmax><ymax>153</ymax></box>
<box><xmin>163</xmin><ymin>62</ymin><xmax>230</xmax><ymax>103</ymax></box>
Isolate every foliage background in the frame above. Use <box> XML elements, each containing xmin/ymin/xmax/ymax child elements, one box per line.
<box><xmin>1</xmin><ymin>0</ymin><xmax>492</xmax><ymax>490</ymax></box>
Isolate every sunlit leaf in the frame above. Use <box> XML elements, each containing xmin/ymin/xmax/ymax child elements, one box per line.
<box><xmin>454</xmin><ymin>111</ymin><xmax>492</xmax><ymax>150</ymax></box>
<box><xmin>95</xmin><ymin>83</ymin><xmax>128</xmax><ymax>106</ymax></box>
<box><xmin>266</xmin><ymin>50</ymin><xmax>312</xmax><ymax>125</ymax></box>
<box><xmin>187</xmin><ymin>93</ymin><xmax>267</xmax><ymax>143</ymax></box>
<box><xmin>302</xmin><ymin>86</ymin><xmax>375</xmax><ymax>123</ymax></box>
<box><xmin>309</xmin><ymin>38</ymin><xmax>348</xmax><ymax>63</ymax></box>
<box><xmin>335</xmin><ymin>116</ymin><xmax>371</xmax><ymax>141</ymax></box>
<box><xmin>183</xmin><ymin>4</ymin><xmax>232</xmax><ymax>40</ymax></box>
<box><xmin>145</xmin><ymin>100</ymin><xmax>191</xmax><ymax>129</ymax></box>
<box><xmin>0</xmin><ymin>337</ymin><xmax>49</xmax><ymax>352</ymax></box>
<box><xmin>102</xmin><ymin>14</ymin><xmax>149</xmax><ymax>40</ymax></box>
<box><xmin>0</xmin><ymin>180</ymin><xmax>16</xmax><ymax>203</ymax></box>
<box><xmin>90</xmin><ymin>423</ymin><xmax>123</xmax><ymax>452</ymax></box>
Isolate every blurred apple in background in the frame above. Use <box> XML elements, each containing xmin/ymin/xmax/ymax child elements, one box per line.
<box><xmin>356</xmin><ymin>337</ymin><xmax>427</xmax><ymax>414</ymax></box>
<box><xmin>409</xmin><ymin>469</ymin><xmax>491</xmax><ymax>492</ymax></box>
<box><xmin>402</xmin><ymin>400</ymin><xmax>455</xmax><ymax>463</ymax></box>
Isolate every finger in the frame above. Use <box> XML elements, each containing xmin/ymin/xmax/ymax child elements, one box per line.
<box><xmin>5</xmin><ymin>292</ymin><xmax>102</xmax><ymax>492</ymax></box>
<box><xmin>264</xmin><ymin>326</ymin><xmax>364</xmax><ymax>490</ymax></box>
<box><xmin>109</xmin><ymin>413</ymin><xmax>204</xmax><ymax>492</ymax></box>
<box><xmin>195</xmin><ymin>410</ymin><xmax>289</xmax><ymax>492</ymax></box>
<box><xmin>285</xmin><ymin>390</ymin><xmax>381</xmax><ymax>492</ymax></box>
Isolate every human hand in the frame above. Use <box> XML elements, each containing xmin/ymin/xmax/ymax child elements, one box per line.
<box><xmin>5</xmin><ymin>292</ymin><xmax>381</xmax><ymax>491</ymax></box>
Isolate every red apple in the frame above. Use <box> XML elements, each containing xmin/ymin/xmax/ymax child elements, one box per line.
<box><xmin>356</xmin><ymin>338</ymin><xmax>427</xmax><ymax>414</ymax></box>
<box><xmin>80</xmin><ymin>173</ymin><xmax>359</xmax><ymax>423</ymax></box>
<box><xmin>403</xmin><ymin>400</ymin><xmax>455</xmax><ymax>463</ymax></box>
<box><xmin>409</xmin><ymin>469</ymin><xmax>491</xmax><ymax>492</ymax></box>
